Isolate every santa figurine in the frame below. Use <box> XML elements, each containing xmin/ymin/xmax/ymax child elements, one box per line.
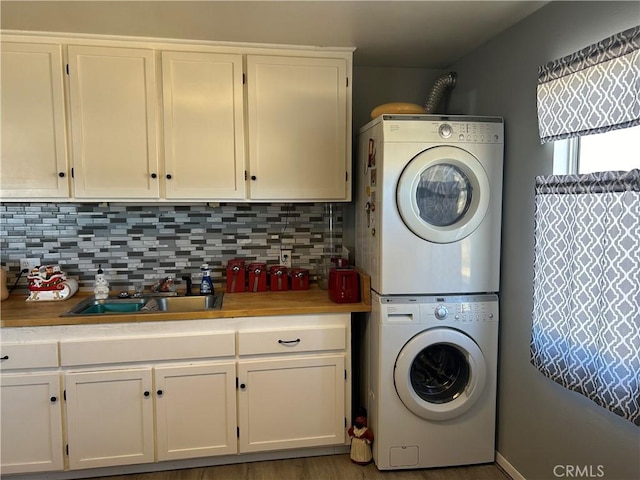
<box><xmin>348</xmin><ymin>410</ymin><xmax>374</xmax><ymax>465</ymax></box>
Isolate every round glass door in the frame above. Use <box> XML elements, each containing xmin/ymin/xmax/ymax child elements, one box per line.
<box><xmin>397</xmin><ymin>146</ymin><xmax>490</xmax><ymax>244</ymax></box>
<box><xmin>410</xmin><ymin>343</ymin><xmax>470</xmax><ymax>404</ymax></box>
<box><xmin>394</xmin><ymin>328</ymin><xmax>486</xmax><ymax>421</ymax></box>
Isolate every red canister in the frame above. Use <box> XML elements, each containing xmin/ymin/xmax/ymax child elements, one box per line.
<box><xmin>269</xmin><ymin>266</ymin><xmax>289</xmax><ymax>291</ymax></box>
<box><xmin>328</xmin><ymin>267</ymin><xmax>360</xmax><ymax>303</ymax></box>
<box><xmin>248</xmin><ymin>262</ymin><xmax>267</xmax><ymax>292</ymax></box>
<box><xmin>290</xmin><ymin>268</ymin><xmax>309</xmax><ymax>290</ymax></box>
<box><xmin>226</xmin><ymin>258</ymin><xmax>246</xmax><ymax>293</ymax></box>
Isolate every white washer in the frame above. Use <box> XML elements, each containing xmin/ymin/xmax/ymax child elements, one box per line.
<box><xmin>356</xmin><ymin>115</ymin><xmax>504</xmax><ymax>295</ymax></box>
<box><xmin>366</xmin><ymin>293</ymin><xmax>498</xmax><ymax>470</ymax></box>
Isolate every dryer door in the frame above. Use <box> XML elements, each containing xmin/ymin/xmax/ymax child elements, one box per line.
<box><xmin>394</xmin><ymin>327</ymin><xmax>487</xmax><ymax>421</ymax></box>
<box><xmin>396</xmin><ymin>145</ymin><xmax>490</xmax><ymax>243</ymax></box>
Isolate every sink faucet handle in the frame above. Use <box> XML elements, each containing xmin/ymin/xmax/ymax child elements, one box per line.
<box><xmin>181</xmin><ymin>275</ymin><xmax>193</xmax><ymax>296</ymax></box>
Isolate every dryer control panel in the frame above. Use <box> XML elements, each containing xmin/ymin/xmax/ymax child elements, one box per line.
<box><xmin>380</xmin><ymin>115</ymin><xmax>503</xmax><ymax>144</ymax></box>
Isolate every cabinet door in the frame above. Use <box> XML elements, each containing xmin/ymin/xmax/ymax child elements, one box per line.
<box><xmin>0</xmin><ymin>42</ymin><xmax>69</xmax><ymax>198</ymax></box>
<box><xmin>162</xmin><ymin>51</ymin><xmax>245</xmax><ymax>200</ymax></box>
<box><xmin>68</xmin><ymin>46</ymin><xmax>159</xmax><ymax>199</ymax></box>
<box><xmin>237</xmin><ymin>355</ymin><xmax>345</xmax><ymax>453</ymax></box>
<box><xmin>246</xmin><ymin>55</ymin><xmax>350</xmax><ymax>201</ymax></box>
<box><xmin>0</xmin><ymin>373</ymin><xmax>64</xmax><ymax>474</ymax></box>
<box><xmin>154</xmin><ymin>362</ymin><xmax>237</xmax><ymax>461</ymax></box>
<box><xmin>65</xmin><ymin>368</ymin><xmax>154</xmax><ymax>469</ymax></box>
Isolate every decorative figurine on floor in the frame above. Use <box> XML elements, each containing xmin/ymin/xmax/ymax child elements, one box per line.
<box><xmin>348</xmin><ymin>409</ymin><xmax>374</xmax><ymax>465</ymax></box>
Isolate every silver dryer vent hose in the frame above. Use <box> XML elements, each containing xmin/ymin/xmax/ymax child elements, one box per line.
<box><xmin>424</xmin><ymin>72</ymin><xmax>457</xmax><ymax>114</ymax></box>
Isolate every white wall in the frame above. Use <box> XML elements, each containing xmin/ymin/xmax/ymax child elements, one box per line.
<box><xmin>447</xmin><ymin>2</ymin><xmax>640</xmax><ymax>479</ymax></box>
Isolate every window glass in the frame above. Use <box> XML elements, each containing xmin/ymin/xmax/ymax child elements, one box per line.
<box><xmin>578</xmin><ymin>125</ymin><xmax>640</xmax><ymax>173</ymax></box>
<box><xmin>554</xmin><ymin>125</ymin><xmax>640</xmax><ymax>174</ymax></box>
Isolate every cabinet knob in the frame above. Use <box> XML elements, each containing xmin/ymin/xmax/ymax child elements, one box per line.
<box><xmin>58</xmin><ymin>172</ymin><xmax>65</xmax><ymax>178</ymax></box>
<box><xmin>240</xmin><ymin>383</ymin><xmax>246</xmax><ymax>390</ymax></box>
<box><xmin>144</xmin><ymin>391</ymin><xmax>150</xmax><ymax>397</ymax></box>
<box><xmin>50</xmin><ymin>396</ymin><xmax>57</xmax><ymax>403</ymax></box>
<box><xmin>157</xmin><ymin>389</ymin><xmax>163</xmax><ymax>396</ymax></box>
<box><xmin>166</xmin><ymin>174</ymin><xmax>172</xmax><ymax>180</ymax></box>
<box><xmin>250</xmin><ymin>175</ymin><xmax>257</xmax><ymax>181</ymax></box>
<box><xmin>151</xmin><ymin>173</ymin><xmax>157</xmax><ymax>179</ymax></box>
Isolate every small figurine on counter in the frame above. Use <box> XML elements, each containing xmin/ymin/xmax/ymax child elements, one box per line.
<box><xmin>94</xmin><ymin>265</ymin><xmax>110</xmax><ymax>300</ymax></box>
<box><xmin>348</xmin><ymin>408</ymin><xmax>374</xmax><ymax>465</ymax></box>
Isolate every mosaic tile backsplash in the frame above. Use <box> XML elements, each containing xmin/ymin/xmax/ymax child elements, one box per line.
<box><xmin>1</xmin><ymin>203</ymin><xmax>343</xmax><ymax>293</ymax></box>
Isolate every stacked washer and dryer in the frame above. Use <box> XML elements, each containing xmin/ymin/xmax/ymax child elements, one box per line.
<box><xmin>355</xmin><ymin>115</ymin><xmax>504</xmax><ymax>470</ymax></box>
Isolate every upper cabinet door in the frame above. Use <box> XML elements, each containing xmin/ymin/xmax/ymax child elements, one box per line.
<box><xmin>246</xmin><ymin>55</ymin><xmax>350</xmax><ymax>201</ymax></box>
<box><xmin>162</xmin><ymin>51</ymin><xmax>245</xmax><ymax>200</ymax></box>
<box><xmin>68</xmin><ymin>46</ymin><xmax>160</xmax><ymax>199</ymax></box>
<box><xmin>0</xmin><ymin>43</ymin><xmax>69</xmax><ymax>198</ymax></box>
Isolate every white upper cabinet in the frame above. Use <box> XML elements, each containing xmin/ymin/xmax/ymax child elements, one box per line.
<box><xmin>0</xmin><ymin>33</ymin><xmax>353</xmax><ymax>202</ymax></box>
<box><xmin>68</xmin><ymin>45</ymin><xmax>160</xmax><ymax>199</ymax></box>
<box><xmin>161</xmin><ymin>51</ymin><xmax>245</xmax><ymax>200</ymax></box>
<box><xmin>246</xmin><ymin>55</ymin><xmax>351</xmax><ymax>201</ymax></box>
<box><xmin>0</xmin><ymin>42</ymin><xmax>69</xmax><ymax>198</ymax></box>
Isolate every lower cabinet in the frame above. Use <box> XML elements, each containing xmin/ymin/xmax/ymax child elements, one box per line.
<box><xmin>65</xmin><ymin>368</ymin><xmax>155</xmax><ymax>470</ymax></box>
<box><xmin>0</xmin><ymin>314</ymin><xmax>351</xmax><ymax>476</ymax></box>
<box><xmin>238</xmin><ymin>355</ymin><xmax>345</xmax><ymax>453</ymax></box>
<box><xmin>154</xmin><ymin>363</ymin><xmax>237</xmax><ymax>461</ymax></box>
<box><xmin>0</xmin><ymin>372</ymin><xmax>64</xmax><ymax>474</ymax></box>
<box><xmin>65</xmin><ymin>362</ymin><xmax>237</xmax><ymax>470</ymax></box>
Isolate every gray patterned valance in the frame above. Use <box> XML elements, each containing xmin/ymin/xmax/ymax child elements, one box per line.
<box><xmin>531</xmin><ymin>169</ymin><xmax>640</xmax><ymax>425</ymax></box>
<box><xmin>537</xmin><ymin>26</ymin><xmax>640</xmax><ymax>143</ymax></box>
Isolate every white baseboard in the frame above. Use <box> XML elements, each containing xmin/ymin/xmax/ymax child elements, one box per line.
<box><xmin>496</xmin><ymin>452</ymin><xmax>527</xmax><ymax>480</ymax></box>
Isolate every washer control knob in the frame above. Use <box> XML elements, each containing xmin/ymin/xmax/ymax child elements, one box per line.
<box><xmin>434</xmin><ymin>305</ymin><xmax>448</xmax><ymax>320</ymax></box>
<box><xmin>439</xmin><ymin>124</ymin><xmax>453</xmax><ymax>138</ymax></box>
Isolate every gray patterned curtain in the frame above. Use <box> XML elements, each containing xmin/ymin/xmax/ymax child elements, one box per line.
<box><xmin>537</xmin><ymin>26</ymin><xmax>640</xmax><ymax>143</ymax></box>
<box><xmin>531</xmin><ymin>170</ymin><xmax>640</xmax><ymax>425</ymax></box>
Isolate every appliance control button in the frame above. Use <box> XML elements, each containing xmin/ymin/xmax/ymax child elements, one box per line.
<box><xmin>439</xmin><ymin>124</ymin><xmax>453</xmax><ymax>138</ymax></box>
<box><xmin>434</xmin><ymin>305</ymin><xmax>448</xmax><ymax>320</ymax></box>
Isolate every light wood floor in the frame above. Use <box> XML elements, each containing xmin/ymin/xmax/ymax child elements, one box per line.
<box><xmin>91</xmin><ymin>454</ymin><xmax>511</xmax><ymax>480</ymax></box>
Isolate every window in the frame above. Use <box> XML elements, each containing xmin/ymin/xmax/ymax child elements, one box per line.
<box><xmin>553</xmin><ymin>125</ymin><xmax>640</xmax><ymax>174</ymax></box>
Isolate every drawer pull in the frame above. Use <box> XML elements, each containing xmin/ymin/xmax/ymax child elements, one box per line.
<box><xmin>278</xmin><ymin>338</ymin><xmax>301</xmax><ymax>346</ymax></box>
<box><xmin>0</xmin><ymin>355</ymin><xmax>8</xmax><ymax>360</ymax></box>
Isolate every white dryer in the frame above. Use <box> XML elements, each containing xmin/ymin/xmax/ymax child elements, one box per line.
<box><xmin>366</xmin><ymin>293</ymin><xmax>499</xmax><ymax>470</ymax></box>
<box><xmin>356</xmin><ymin>115</ymin><xmax>504</xmax><ymax>295</ymax></box>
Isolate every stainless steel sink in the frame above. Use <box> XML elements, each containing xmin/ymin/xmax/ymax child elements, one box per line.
<box><xmin>149</xmin><ymin>295</ymin><xmax>223</xmax><ymax>312</ymax></box>
<box><xmin>61</xmin><ymin>294</ymin><xmax>224</xmax><ymax>316</ymax></box>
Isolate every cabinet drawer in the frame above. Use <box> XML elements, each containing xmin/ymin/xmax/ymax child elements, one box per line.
<box><xmin>60</xmin><ymin>332</ymin><xmax>235</xmax><ymax>366</ymax></box>
<box><xmin>238</xmin><ymin>326</ymin><xmax>346</xmax><ymax>356</ymax></box>
<box><xmin>0</xmin><ymin>342</ymin><xmax>59</xmax><ymax>369</ymax></box>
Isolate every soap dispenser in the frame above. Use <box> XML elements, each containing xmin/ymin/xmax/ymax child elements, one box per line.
<box><xmin>200</xmin><ymin>263</ymin><xmax>214</xmax><ymax>295</ymax></box>
<box><xmin>94</xmin><ymin>265</ymin><xmax>110</xmax><ymax>300</ymax></box>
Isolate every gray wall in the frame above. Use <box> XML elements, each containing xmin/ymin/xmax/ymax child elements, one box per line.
<box><xmin>447</xmin><ymin>2</ymin><xmax>640</xmax><ymax>479</ymax></box>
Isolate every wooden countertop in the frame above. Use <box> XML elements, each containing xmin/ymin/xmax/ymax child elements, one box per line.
<box><xmin>0</xmin><ymin>275</ymin><xmax>371</xmax><ymax>328</ymax></box>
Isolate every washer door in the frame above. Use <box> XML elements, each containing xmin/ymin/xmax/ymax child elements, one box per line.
<box><xmin>396</xmin><ymin>146</ymin><xmax>490</xmax><ymax>244</ymax></box>
<box><xmin>394</xmin><ymin>328</ymin><xmax>487</xmax><ymax>421</ymax></box>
